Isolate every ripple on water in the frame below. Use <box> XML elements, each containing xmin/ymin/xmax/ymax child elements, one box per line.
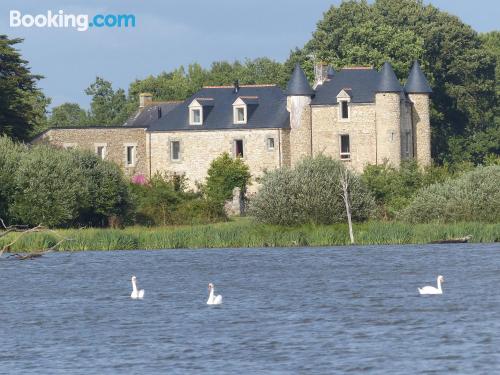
<box><xmin>1</xmin><ymin>243</ymin><xmax>499</xmax><ymax>374</ymax></box>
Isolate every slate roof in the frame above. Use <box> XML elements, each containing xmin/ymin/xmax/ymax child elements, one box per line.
<box><xmin>123</xmin><ymin>102</ymin><xmax>181</xmax><ymax>127</ymax></box>
<box><xmin>147</xmin><ymin>85</ymin><xmax>289</xmax><ymax>132</ymax></box>
<box><xmin>377</xmin><ymin>62</ymin><xmax>403</xmax><ymax>93</ymax></box>
<box><xmin>285</xmin><ymin>64</ymin><xmax>314</xmax><ymax>96</ymax></box>
<box><xmin>311</xmin><ymin>67</ymin><xmax>380</xmax><ymax>105</ymax></box>
<box><xmin>405</xmin><ymin>60</ymin><xmax>432</xmax><ymax>93</ymax></box>
<box><xmin>327</xmin><ymin>66</ymin><xmax>336</xmax><ymax>78</ymax></box>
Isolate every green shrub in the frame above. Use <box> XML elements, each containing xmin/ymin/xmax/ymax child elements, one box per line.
<box><xmin>69</xmin><ymin>151</ymin><xmax>131</xmax><ymax>226</ymax></box>
<box><xmin>9</xmin><ymin>145</ymin><xmax>89</xmax><ymax>227</ymax></box>
<box><xmin>250</xmin><ymin>155</ymin><xmax>376</xmax><ymax>225</ymax></box>
<box><xmin>203</xmin><ymin>152</ymin><xmax>251</xmax><ymax>214</ymax></box>
<box><xmin>129</xmin><ymin>172</ymin><xmax>219</xmax><ymax>225</ymax></box>
<box><xmin>361</xmin><ymin>160</ymin><xmax>466</xmax><ymax>218</ymax></box>
<box><xmin>0</xmin><ymin>136</ymin><xmax>27</xmax><ymax>221</ymax></box>
<box><xmin>400</xmin><ymin>166</ymin><xmax>500</xmax><ymax>223</ymax></box>
<box><xmin>1</xmin><ymin>140</ymin><xmax>131</xmax><ymax>228</ymax></box>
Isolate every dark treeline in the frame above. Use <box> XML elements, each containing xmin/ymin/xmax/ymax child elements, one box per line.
<box><xmin>0</xmin><ymin>0</ymin><xmax>498</xmax><ymax>165</ymax></box>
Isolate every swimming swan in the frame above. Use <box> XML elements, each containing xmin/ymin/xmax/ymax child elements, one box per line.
<box><xmin>207</xmin><ymin>283</ymin><xmax>222</xmax><ymax>305</ymax></box>
<box><xmin>130</xmin><ymin>276</ymin><xmax>145</xmax><ymax>299</ymax></box>
<box><xmin>418</xmin><ymin>275</ymin><xmax>444</xmax><ymax>295</ymax></box>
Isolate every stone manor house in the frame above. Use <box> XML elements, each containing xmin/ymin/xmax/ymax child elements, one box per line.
<box><xmin>34</xmin><ymin>61</ymin><xmax>432</xmax><ymax>191</ymax></box>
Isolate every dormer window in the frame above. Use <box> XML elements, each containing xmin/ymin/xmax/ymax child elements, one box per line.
<box><xmin>232</xmin><ymin>96</ymin><xmax>258</xmax><ymax>125</ymax></box>
<box><xmin>234</xmin><ymin>105</ymin><xmax>246</xmax><ymax>124</ymax></box>
<box><xmin>190</xmin><ymin>108</ymin><xmax>202</xmax><ymax>125</ymax></box>
<box><xmin>188</xmin><ymin>98</ymin><xmax>214</xmax><ymax>125</ymax></box>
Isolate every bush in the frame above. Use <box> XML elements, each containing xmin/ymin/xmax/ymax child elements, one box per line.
<box><xmin>9</xmin><ymin>145</ymin><xmax>89</xmax><ymax>227</ymax></box>
<box><xmin>203</xmin><ymin>153</ymin><xmax>251</xmax><ymax>215</ymax></box>
<box><xmin>361</xmin><ymin>160</ymin><xmax>468</xmax><ymax>218</ymax></box>
<box><xmin>130</xmin><ymin>172</ymin><xmax>219</xmax><ymax>225</ymax></box>
<box><xmin>0</xmin><ymin>136</ymin><xmax>27</xmax><ymax>221</ymax></box>
<box><xmin>69</xmin><ymin>151</ymin><xmax>131</xmax><ymax>226</ymax></box>
<box><xmin>1</xmin><ymin>139</ymin><xmax>131</xmax><ymax>228</ymax></box>
<box><xmin>399</xmin><ymin>166</ymin><xmax>500</xmax><ymax>223</ymax></box>
<box><xmin>250</xmin><ymin>155</ymin><xmax>375</xmax><ymax>225</ymax></box>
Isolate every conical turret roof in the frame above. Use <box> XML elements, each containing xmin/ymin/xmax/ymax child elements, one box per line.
<box><xmin>377</xmin><ymin>62</ymin><xmax>403</xmax><ymax>92</ymax></box>
<box><xmin>285</xmin><ymin>63</ymin><xmax>314</xmax><ymax>96</ymax></box>
<box><xmin>404</xmin><ymin>60</ymin><xmax>432</xmax><ymax>93</ymax></box>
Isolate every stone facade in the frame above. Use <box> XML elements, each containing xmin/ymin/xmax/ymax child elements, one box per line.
<box><xmin>35</xmin><ymin>62</ymin><xmax>432</xmax><ymax>192</ymax></box>
<box><xmin>375</xmin><ymin>92</ymin><xmax>402</xmax><ymax>167</ymax></box>
<box><xmin>149</xmin><ymin>128</ymin><xmax>286</xmax><ymax>192</ymax></box>
<box><xmin>33</xmin><ymin>127</ymin><xmax>148</xmax><ymax>177</ymax></box>
<box><xmin>409</xmin><ymin>94</ymin><xmax>432</xmax><ymax>166</ymax></box>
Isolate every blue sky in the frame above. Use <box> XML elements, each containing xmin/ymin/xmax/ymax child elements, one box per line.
<box><xmin>1</xmin><ymin>0</ymin><xmax>498</xmax><ymax>110</ymax></box>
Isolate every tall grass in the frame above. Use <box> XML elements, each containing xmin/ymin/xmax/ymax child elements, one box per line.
<box><xmin>0</xmin><ymin>218</ymin><xmax>498</xmax><ymax>253</ymax></box>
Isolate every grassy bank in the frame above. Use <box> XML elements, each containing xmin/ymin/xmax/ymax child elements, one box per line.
<box><xmin>1</xmin><ymin>218</ymin><xmax>498</xmax><ymax>253</ymax></box>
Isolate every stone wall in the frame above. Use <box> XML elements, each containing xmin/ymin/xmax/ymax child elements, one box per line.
<box><xmin>149</xmin><ymin>128</ymin><xmax>284</xmax><ymax>192</ymax></box>
<box><xmin>33</xmin><ymin>127</ymin><xmax>148</xmax><ymax>178</ymax></box>
<box><xmin>310</xmin><ymin>103</ymin><xmax>377</xmax><ymax>173</ymax></box>
<box><xmin>409</xmin><ymin>94</ymin><xmax>431</xmax><ymax>166</ymax></box>
<box><xmin>400</xmin><ymin>100</ymin><xmax>414</xmax><ymax>160</ymax></box>
<box><xmin>375</xmin><ymin>93</ymin><xmax>401</xmax><ymax>167</ymax></box>
<box><xmin>288</xmin><ymin>96</ymin><xmax>312</xmax><ymax>166</ymax></box>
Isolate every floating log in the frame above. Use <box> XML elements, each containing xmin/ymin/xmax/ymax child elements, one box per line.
<box><xmin>430</xmin><ymin>235</ymin><xmax>472</xmax><ymax>244</ymax></box>
<box><xmin>9</xmin><ymin>253</ymin><xmax>44</xmax><ymax>260</ymax></box>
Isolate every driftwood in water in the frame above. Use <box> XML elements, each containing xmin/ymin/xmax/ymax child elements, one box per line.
<box><xmin>1</xmin><ymin>219</ymin><xmax>73</xmax><ymax>260</ymax></box>
<box><xmin>9</xmin><ymin>253</ymin><xmax>44</xmax><ymax>260</ymax></box>
<box><xmin>430</xmin><ymin>235</ymin><xmax>472</xmax><ymax>244</ymax></box>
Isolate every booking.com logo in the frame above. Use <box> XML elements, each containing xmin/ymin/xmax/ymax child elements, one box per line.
<box><xmin>9</xmin><ymin>10</ymin><xmax>136</xmax><ymax>31</ymax></box>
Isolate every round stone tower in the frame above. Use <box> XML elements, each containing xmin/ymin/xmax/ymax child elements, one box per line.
<box><xmin>286</xmin><ymin>63</ymin><xmax>315</xmax><ymax>166</ymax></box>
<box><xmin>405</xmin><ymin>60</ymin><xmax>432</xmax><ymax>167</ymax></box>
<box><xmin>375</xmin><ymin>62</ymin><xmax>403</xmax><ymax>166</ymax></box>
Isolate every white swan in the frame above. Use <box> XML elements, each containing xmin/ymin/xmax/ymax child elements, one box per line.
<box><xmin>418</xmin><ymin>275</ymin><xmax>444</xmax><ymax>295</ymax></box>
<box><xmin>207</xmin><ymin>283</ymin><xmax>222</xmax><ymax>305</ymax></box>
<box><xmin>130</xmin><ymin>276</ymin><xmax>145</xmax><ymax>299</ymax></box>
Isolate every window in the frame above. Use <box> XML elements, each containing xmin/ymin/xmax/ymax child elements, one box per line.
<box><xmin>340</xmin><ymin>135</ymin><xmax>350</xmax><ymax>160</ymax></box>
<box><xmin>233</xmin><ymin>106</ymin><xmax>246</xmax><ymax>124</ymax></box>
<box><xmin>190</xmin><ymin>108</ymin><xmax>202</xmax><ymax>125</ymax></box>
<box><xmin>235</xmin><ymin>139</ymin><xmax>244</xmax><ymax>158</ymax></box>
<box><xmin>171</xmin><ymin>141</ymin><xmax>180</xmax><ymax>161</ymax></box>
<box><xmin>340</xmin><ymin>101</ymin><xmax>349</xmax><ymax>120</ymax></box>
<box><xmin>126</xmin><ymin>146</ymin><xmax>135</xmax><ymax>166</ymax></box>
<box><xmin>267</xmin><ymin>137</ymin><xmax>275</xmax><ymax>150</ymax></box>
<box><xmin>404</xmin><ymin>131</ymin><xmax>411</xmax><ymax>157</ymax></box>
<box><xmin>96</xmin><ymin>146</ymin><xmax>106</xmax><ymax>160</ymax></box>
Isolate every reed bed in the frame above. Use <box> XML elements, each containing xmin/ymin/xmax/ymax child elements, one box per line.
<box><xmin>1</xmin><ymin>219</ymin><xmax>498</xmax><ymax>253</ymax></box>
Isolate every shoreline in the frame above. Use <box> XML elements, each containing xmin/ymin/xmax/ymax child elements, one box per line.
<box><xmin>1</xmin><ymin>218</ymin><xmax>498</xmax><ymax>253</ymax></box>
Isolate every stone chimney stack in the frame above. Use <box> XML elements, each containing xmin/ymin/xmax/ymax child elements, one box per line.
<box><xmin>139</xmin><ymin>93</ymin><xmax>153</xmax><ymax>108</ymax></box>
<box><xmin>314</xmin><ymin>62</ymin><xmax>329</xmax><ymax>88</ymax></box>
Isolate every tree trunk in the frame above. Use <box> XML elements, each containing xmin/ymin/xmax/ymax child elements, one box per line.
<box><xmin>342</xmin><ymin>185</ymin><xmax>354</xmax><ymax>244</ymax></box>
<box><xmin>340</xmin><ymin>171</ymin><xmax>355</xmax><ymax>244</ymax></box>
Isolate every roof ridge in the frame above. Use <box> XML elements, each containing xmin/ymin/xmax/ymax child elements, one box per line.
<box><xmin>146</xmin><ymin>100</ymin><xmax>183</xmax><ymax>105</ymax></box>
<box><xmin>202</xmin><ymin>84</ymin><xmax>277</xmax><ymax>88</ymax></box>
<box><xmin>341</xmin><ymin>66</ymin><xmax>374</xmax><ymax>70</ymax></box>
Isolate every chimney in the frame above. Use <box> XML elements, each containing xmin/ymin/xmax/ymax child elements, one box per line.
<box><xmin>139</xmin><ymin>92</ymin><xmax>153</xmax><ymax>108</ymax></box>
<box><xmin>314</xmin><ymin>62</ymin><xmax>329</xmax><ymax>88</ymax></box>
<box><xmin>233</xmin><ymin>80</ymin><xmax>240</xmax><ymax>94</ymax></box>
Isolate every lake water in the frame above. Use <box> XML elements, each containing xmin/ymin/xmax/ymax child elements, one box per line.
<box><xmin>1</xmin><ymin>243</ymin><xmax>499</xmax><ymax>374</ymax></box>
